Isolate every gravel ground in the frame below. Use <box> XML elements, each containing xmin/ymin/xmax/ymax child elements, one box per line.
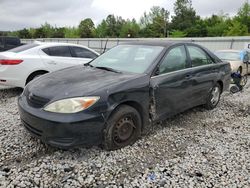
<box><xmin>0</xmin><ymin>82</ymin><xmax>250</xmax><ymax>188</ymax></box>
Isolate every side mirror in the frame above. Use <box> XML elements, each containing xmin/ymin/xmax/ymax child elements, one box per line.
<box><xmin>154</xmin><ymin>67</ymin><xmax>160</xmax><ymax>76</ymax></box>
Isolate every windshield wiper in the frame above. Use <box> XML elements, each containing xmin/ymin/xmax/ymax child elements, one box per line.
<box><xmin>95</xmin><ymin>66</ymin><xmax>122</xmax><ymax>73</ymax></box>
<box><xmin>84</xmin><ymin>62</ymin><xmax>94</xmax><ymax>67</ymax></box>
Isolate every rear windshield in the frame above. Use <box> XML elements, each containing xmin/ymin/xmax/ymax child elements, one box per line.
<box><xmin>8</xmin><ymin>43</ymin><xmax>39</xmax><ymax>53</ymax></box>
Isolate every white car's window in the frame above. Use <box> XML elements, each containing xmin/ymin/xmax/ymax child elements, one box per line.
<box><xmin>215</xmin><ymin>51</ymin><xmax>241</xmax><ymax>61</ymax></box>
<box><xmin>8</xmin><ymin>43</ymin><xmax>39</xmax><ymax>53</ymax></box>
<box><xmin>42</xmin><ymin>46</ymin><xmax>72</xmax><ymax>57</ymax></box>
<box><xmin>159</xmin><ymin>45</ymin><xmax>187</xmax><ymax>74</ymax></box>
<box><xmin>70</xmin><ymin>46</ymin><xmax>97</xmax><ymax>59</ymax></box>
<box><xmin>188</xmin><ymin>46</ymin><xmax>214</xmax><ymax>67</ymax></box>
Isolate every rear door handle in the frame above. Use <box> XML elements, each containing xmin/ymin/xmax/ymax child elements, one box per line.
<box><xmin>48</xmin><ymin>61</ymin><xmax>57</xmax><ymax>65</ymax></box>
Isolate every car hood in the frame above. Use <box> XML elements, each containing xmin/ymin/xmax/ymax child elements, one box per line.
<box><xmin>26</xmin><ymin>65</ymin><xmax>144</xmax><ymax>100</ymax></box>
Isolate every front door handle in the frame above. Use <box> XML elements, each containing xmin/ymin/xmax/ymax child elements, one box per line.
<box><xmin>185</xmin><ymin>74</ymin><xmax>192</xmax><ymax>79</ymax></box>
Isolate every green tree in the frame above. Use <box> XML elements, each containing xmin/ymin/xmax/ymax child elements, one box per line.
<box><xmin>204</xmin><ymin>14</ymin><xmax>230</xmax><ymax>37</ymax></box>
<box><xmin>33</xmin><ymin>28</ymin><xmax>46</xmax><ymax>38</ymax></box>
<box><xmin>236</xmin><ymin>0</ymin><xmax>250</xmax><ymax>32</ymax></box>
<box><xmin>96</xmin><ymin>20</ymin><xmax>108</xmax><ymax>38</ymax></box>
<box><xmin>105</xmin><ymin>15</ymin><xmax>125</xmax><ymax>37</ymax></box>
<box><xmin>171</xmin><ymin>0</ymin><xmax>199</xmax><ymax>31</ymax></box>
<box><xmin>170</xmin><ymin>30</ymin><xmax>187</xmax><ymax>37</ymax></box>
<box><xmin>120</xmin><ymin>19</ymin><xmax>140</xmax><ymax>37</ymax></box>
<box><xmin>52</xmin><ymin>27</ymin><xmax>65</xmax><ymax>38</ymax></box>
<box><xmin>140</xmin><ymin>6</ymin><xmax>169</xmax><ymax>37</ymax></box>
<box><xmin>17</xmin><ymin>28</ymin><xmax>31</xmax><ymax>38</ymax></box>
<box><xmin>64</xmin><ymin>27</ymin><xmax>80</xmax><ymax>38</ymax></box>
<box><xmin>226</xmin><ymin>20</ymin><xmax>248</xmax><ymax>36</ymax></box>
<box><xmin>78</xmin><ymin>18</ymin><xmax>95</xmax><ymax>38</ymax></box>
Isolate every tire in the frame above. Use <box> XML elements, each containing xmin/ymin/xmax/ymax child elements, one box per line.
<box><xmin>204</xmin><ymin>83</ymin><xmax>221</xmax><ymax>110</ymax></box>
<box><xmin>230</xmin><ymin>85</ymin><xmax>240</xmax><ymax>94</ymax></box>
<box><xmin>237</xmin><ymin>67</ymin><xmax>242</xmax><ymax>74</ymax></box>
<box><xmin>240</xmin><ymin>75</ymin><xmax>248</xmax><ymax>87</ymax></box>
<box><xmin>103</xmin><ymin>105</ymin><xmax>141</xmax><ymax>150</ymax></box>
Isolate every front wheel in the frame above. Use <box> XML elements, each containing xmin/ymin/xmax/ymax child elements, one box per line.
<box><xmin>103</xmin><ymin>105</ymin><xmax>141</xmax><ymax>150</ymax></box>
<box><xmin>204</xmin><ymin>83</ymin><xmax>221</xmax><ymax>110</ymax></box>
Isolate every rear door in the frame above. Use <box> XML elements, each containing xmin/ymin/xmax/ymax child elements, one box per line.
<box><xmin>150</xmin><ymin>44</ymin><xmax>193</xmax><ymax>120</ymax></box>
<box><xmin>186</xmin><ymin>44</ymin><xmax>219</xmax><ymax>106</ymax></box>
<box><xmin>41</xmin><ymin>46</ymin><xmax>78</xmax><ymax>71</ymax></box>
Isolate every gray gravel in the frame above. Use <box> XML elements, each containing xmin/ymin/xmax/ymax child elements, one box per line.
<box><xmin>0</xmin><ymin>83</ymin><xmax>250</xmax><ymax>188</ymax></box>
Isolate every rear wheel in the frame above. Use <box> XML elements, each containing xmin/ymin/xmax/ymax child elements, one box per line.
<box><xmin>240</xmin><ymin>75</ymin><xmax>248</xmax><ymax>87</ymax></box>
<box><xmin>205</xmin><ymin>83</ymin><xmax>221</xmax><ymax>110</ymax></box>
<box><xmin>103</xmin><ymin>105</ymin><xmax>141</xmax><ymax>150</ymax></box>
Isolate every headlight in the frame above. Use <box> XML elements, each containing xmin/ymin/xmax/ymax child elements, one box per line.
<box><xmin>44</xmin><ymin>97</ymin><xmax>100</xmax><ymax>113</ymax></box>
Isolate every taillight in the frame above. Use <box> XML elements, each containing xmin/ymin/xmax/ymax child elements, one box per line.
<box><xmin>0</xmin><ymin>59</ymin><xmax>23</xmax><ymax>65</ymax></box>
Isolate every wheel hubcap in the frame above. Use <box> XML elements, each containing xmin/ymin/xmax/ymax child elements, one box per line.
<box><xmin>114</xmin><ymin>116</ymin><xmax>135</xmax><ymax>143</ymax></box>
<box><xmin>211</xmin><ymin>87</ymin><xmax>220</xmax><ymax>105</ymax></box>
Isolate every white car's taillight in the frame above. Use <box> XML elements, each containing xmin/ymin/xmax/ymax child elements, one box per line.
<box><xmin>0</xmin><ymin>59</ymin><xmax>23</xmax><ymax>65</ymax></box>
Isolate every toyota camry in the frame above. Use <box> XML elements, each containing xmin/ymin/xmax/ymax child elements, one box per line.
<box><xmin>18</xmin><ymin>41</ymin><xmax>231</xmax><ymax>150</ymax></box>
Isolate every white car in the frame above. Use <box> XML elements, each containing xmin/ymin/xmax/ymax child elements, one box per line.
<box><xmin>215</xmin><ymin>50</ymin><xmax>250</xmax><ymax>75</ymax></box>
<box><xmin>0</xmin><ymin>42</ymin><xmax>99</xmax><ymax>88</ymax></box>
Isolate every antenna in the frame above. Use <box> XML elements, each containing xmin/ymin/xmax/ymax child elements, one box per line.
<box><xmin>103</xmin><ymin>39</ymin><xmax>108</xmax><ymax>54</ymax></box>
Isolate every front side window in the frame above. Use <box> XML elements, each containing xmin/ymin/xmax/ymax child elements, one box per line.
<box><xmin>187</xmin><ymin>46</ymin><xmax>214</xmax><ymax>67</ymax></box>
<box><xmin>159</xmin><ymin>45</ymin><xmax>187</xmax><ymax>74</ymax></box>
<box><xmin>43</xmin><ymin>46</ymin><xmax>72</xmax><ymax>57</ymax></box>
<box><xmin>90</xmin><ymin>45</ymin><xmax>164</xmax><ymax>74</ymax></box>
<box><xmin>70</xmin><ymin>46</ymin><xmax>98</xmax><ymax>59</ymax></box>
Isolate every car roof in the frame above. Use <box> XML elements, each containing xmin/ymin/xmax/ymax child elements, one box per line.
<box><xmin>120</xmin><ymin>41</ymin><xmax>187</xmax><ymax>48</ymax></box>
<box><xmin>36</xmin><ymin>42</ymin><xmax>83</xmax><ymax>47</ymax></box>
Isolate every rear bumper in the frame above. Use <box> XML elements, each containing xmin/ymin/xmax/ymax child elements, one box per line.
<box><xmin>18</xmin><ymin>95</ymin><xmax>106</xmax><ymax>149</ymax></box>
<box><xmin>0</xmin><ymin>65</ymin><xmax>25</xmax><ymax>88</ymax></box>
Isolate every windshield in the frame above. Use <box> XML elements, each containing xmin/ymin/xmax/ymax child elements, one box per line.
<box><xmin>90</xmin><ymin>45</ymin><xmax>164</xmax><ymax>74</ymax></box>
<box><xmin>8</xmin><ymin>43</ymin><xmax>39</xmax><ymax>53</ymax></box>
<box><xmin>215</xmin><ymin>51</ymin><xmax>241</xmax><ymax>61</ymax></box>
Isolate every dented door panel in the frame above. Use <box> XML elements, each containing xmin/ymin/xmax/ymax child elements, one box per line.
<box><xmin>150</xmin><ymin>68</ymin><xmax>194</xmax><ymax>121</ymax></box>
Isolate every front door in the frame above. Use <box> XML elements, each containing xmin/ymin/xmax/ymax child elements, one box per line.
<box><xmin>150</xmin><ymin>45</ymin><xmax>193</xmax><ymax>120</ymax></box>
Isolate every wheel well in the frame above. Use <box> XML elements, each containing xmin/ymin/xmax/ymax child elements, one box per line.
<box><xmin>217</xmin><ymin>80</ymin><xmax>223</xmax><ymax>93</ymax></box>
<box><xmin>113</xmin><ymin>101</ymin><xmax>145</xmax><ymax>131</ymax></box>
<box><xmin>26</xmin><ymin>70</ymin><xmax>49</xmax><ymax>85</ymax></box>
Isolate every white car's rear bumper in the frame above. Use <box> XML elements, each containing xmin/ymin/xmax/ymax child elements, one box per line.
<box><xmin>0</xmin><ymin>65</ymin><xmax>26</xmax><ymax>88</ymax></box>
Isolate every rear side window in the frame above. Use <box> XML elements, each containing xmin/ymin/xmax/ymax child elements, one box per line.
<box><xmin>42</xmin><ymin>46</ymin><xmax>72</xmax><ymax>57</ymax></box>
<box><xmin>70</xmin><ymin>46</ymin><xmax>97</xmax><ymax>59</ymax></box>
<box><xmin>187</xmin><ymin>46</ymin><xmax>214</xmax><ymax>67</ymax></box>
<box><xmin>159</xmin><ymin>45</ymin><xmax>187</xmax><ymax>74</ymax></box>
<box><xmin>8</xmin><ymin>43</ymin><xmax>39</xmax><ymax>53</ymax></box>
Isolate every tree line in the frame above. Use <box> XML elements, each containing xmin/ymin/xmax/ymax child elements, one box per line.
<box><xmin>1</xmin><ymin>0</ymin><xmax>250</xmax><ymax>38</ymax></box>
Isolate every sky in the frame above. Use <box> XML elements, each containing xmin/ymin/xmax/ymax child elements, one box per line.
<box><xmin>0</xmin><ymin>0</ymin><xmax>247</xmax><ymax>31</ymax></box>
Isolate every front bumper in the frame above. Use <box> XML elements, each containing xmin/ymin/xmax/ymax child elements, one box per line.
<box><xmin>18</xmin><ymin>95</ymin><xmax>106</xmax><ymax>149</ymax></box>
